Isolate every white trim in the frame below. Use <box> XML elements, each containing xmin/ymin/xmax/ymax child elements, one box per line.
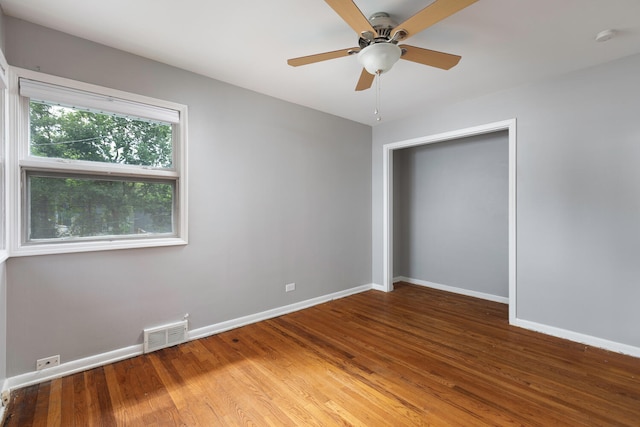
<box><xmin>395</xmin><ymin>276</ymin><xmax>509</xmax><ymax>304</ymax></box>
<box><xmin>14</xmin><ymin>69</ymin><xmax>183</xmax><ymax>119</ymax></box>
<box><xmin>6</xmin><ymin>69</ymin><xmax>20</xmax><ymax>256</ymax></box>
<box><xmin>382</xmin><ymin>119</ymin><xmax>517</xmax><ymax>318</ymax></box>
<box><xmin>10</xmin><ymin>237</ymin><xmax>187</xmax><ymax>257</ymax></box>
<box><xmin>19</xmin><ymin>157</ymin><xmax>180</xmax><ymax>178</ymax></box>
<box><xmin>396</xmin><ymin>276</ymin><xmax>640</xmax><ymax>357</ymax></box>
<box><xmin>0</xmin><ymin>49</ymin><xmax>6</xmax><ymax>418</ymax></box>
<box><xmin>0</xmin><ymin>49</ymin><xmax>8</xmax><ymax>256</ymax></box>
<box><xmin>6</xmin><ymin>344</ymin><xmax>142</xmax><ymax>391</ymax></box>
<box><xmin>382</xmin><ymin>144</ymin><xmax>394</xmax><ymax>293</ymax></box>
<box><xmin>507</xmin><ymin>122</ymin><xmax>517</xmax><ymax>323</ymax></box>
<box><xmin>0</xmin><ymin>48</ymin><xmax>8</xmax><ymax>90</ymax></box>
<box><xmin>19</xmin><ymin>78</ymin><xmax>180</xmax><ymax>124</ymax></box>
<box><xmin>5</xmin><ymin>280</ymin><xmax>638</xmax><ymax>391</ymax></box>
<box><xmin>1</xmin><ymin>379</ymin><xmax>9</xmax><ymax>401</ymax></box>
<box><xmin>189</xmin><ymin>284</ymin><xmax>373</xmax><ymax>340</ymax></box>
<box><xmin>371</xmin><ymin>283</ymin><xmax>388</xmax><ymax>292</ymax></box>
<box><xmin>5</xmin><ymin>283</ymin><xmax>374</xmax><ymax>390</ymax></box>
<box><xmin>0</xmin><ymin>379</ymin><xmax>8</xmax><ymax>423</ymax></box>
<box><xmin>513</xmin><ymin>318</ymin><xmax>640</xmax><ymax>359</ymax></box>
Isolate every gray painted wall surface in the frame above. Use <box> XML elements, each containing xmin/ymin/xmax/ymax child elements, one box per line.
<box><xmin>393</xmin><ymin>132</ymin><xmax>508</xmax><ymax>297</ymax></box>
<box><xmin>4</xmin><ymin>18</ymin><xmax>372</xmax><ymax>376</ymax></box>
<box><xmin>374</xmin><ymin>53</ymin><xmax>640</xmax><ymax>347</ymax></box>
<box><xmin>0</xmin><ymin>9</ymin><xmax>5</xmax><ymax>51</ymax></box>
<box><xmin>0</xmin><ymin>263</ymin><xmax>6</xmax><ymax>384</ymax></box>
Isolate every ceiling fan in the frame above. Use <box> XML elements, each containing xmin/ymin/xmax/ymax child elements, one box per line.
<box><xmin>287</xmin><ymin>0</ymin><xmax>478</xmax><ymax>91</ymax></box>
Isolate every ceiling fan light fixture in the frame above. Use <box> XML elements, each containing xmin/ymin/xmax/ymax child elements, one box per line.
<box><xmin>358</xmin><ymin>43</ymin><xmax>402</xmax><ymax>75</ymax></box>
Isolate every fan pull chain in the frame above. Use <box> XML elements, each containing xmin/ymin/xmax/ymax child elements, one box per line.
<box><xmin>374</xmin><ymin>70</ymin><xmax>382</xmax><ymax>122</ymax></box>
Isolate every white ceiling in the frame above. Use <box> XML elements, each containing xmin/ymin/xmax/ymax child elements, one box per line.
<box><xmin>1</xmin><ymin>0</ymin><xmax>640</xmax><ymax>125</ymax></box>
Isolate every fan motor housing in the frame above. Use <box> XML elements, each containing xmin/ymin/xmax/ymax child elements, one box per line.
<box><xmin>358</xmin><ymin>12</ymin><xmax>404</xmax><ymax>49</ymax></box>
<box><xmin>369</xmin><ymin>12</ymin><xmax>397</xmax><ymax>39</ymax></box>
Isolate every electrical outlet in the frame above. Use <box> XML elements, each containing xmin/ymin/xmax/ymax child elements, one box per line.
<box><xmin>36</xmin><ymin>355</ymin><xmax>60</xmax><ymax>371</ymax></box>
<box><xmin>285</xmin><ymin>283</ymin><xmax>296</xmax><ymax>292</ymax></box>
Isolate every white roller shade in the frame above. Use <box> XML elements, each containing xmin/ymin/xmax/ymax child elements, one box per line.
<box><xmin>19</xmin><ymin>78</ymin><xmax>180</xmax><ymax>124</ymax></box>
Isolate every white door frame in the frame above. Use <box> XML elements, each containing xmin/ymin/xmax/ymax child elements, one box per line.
<box><xmin>382</xmin><ymin>119</ymin><xmax>517</xmax><ymax>323</ymax></box>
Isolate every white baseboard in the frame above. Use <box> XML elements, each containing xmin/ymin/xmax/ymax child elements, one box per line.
<box><xmin>395</xmin><ymin>276</ymin><xmax>509</xmax><ymax>304</ymax></box>
<box><xmin>5</xmin><ymin>283</ymin><xmax>374</xmax><ymax>391</ymax></box>
<box><xmin>189</xmin><ymin>284</ymin><xmax>373</xmax><ymax>340</ymax></box>
<box><xmin>395</xmin><ymin>276</ymin><xmax>640</xmax><ymax>358</ymax></box>
<box><xmin>371</xmin><ymin>283</ymin><xmax>393</xmax><ymax>292</ymax></box>
<box><xmin>512</xmin><ymin>318</ymin><xmax>640</xmax><ymax>358</ymax></box>
<box><xmin>8</xmin><ymin>280</ymin><xmax>636</xmax><ymax>394</ymax></box>
<box><xmin>6</xmin><ymin>344</ymin><xmax>143</xmax><ymax>391</ymax></box>
<box><xmin>0</xmin><ymin>378</ymin><xmax>8</xmax><ymax>423</ymax></box>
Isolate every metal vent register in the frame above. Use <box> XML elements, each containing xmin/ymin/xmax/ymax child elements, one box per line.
<box><xmin>143</xmin><ymin>320</ymin><xmax>188</xmax><ymax>353</ymax></box>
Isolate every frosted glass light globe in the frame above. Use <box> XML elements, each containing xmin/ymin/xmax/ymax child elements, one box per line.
<box><xmin>358</xmin><ymin>43</ymin><xmax>402</xmax><ymax>75</ymax></box>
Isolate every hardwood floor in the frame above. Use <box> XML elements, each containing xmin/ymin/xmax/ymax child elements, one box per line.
<box><xmin>4</xmin><ymin>282</ymin><xmax>640</xmax><ymax>426</ymax></box>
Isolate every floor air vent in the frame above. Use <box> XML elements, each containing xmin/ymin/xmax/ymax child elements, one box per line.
<box><xmin>143</xmin><ymin>320</ymin><xmax>188</xmax><ymax>353</ymax></box>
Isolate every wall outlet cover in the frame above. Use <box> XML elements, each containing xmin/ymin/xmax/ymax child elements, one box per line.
<box><xmin>36</xmin><ymin>355</ymin><xmax>60</xmax><ymax>371</ymax></box>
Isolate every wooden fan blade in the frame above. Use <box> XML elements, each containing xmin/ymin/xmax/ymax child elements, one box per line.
<box><xmin>355</xmin><ymin>68</ymin><xmax>375</xmax><ymax>91</ymax></box>
<box><xmin>400</xmin><ymin>45</ymin><xmax>461</xmax><ymax>70</ymax></box>
<box><xmin>325</xmin><ymin>0</ymin><xmax>377</xmax><ymax>37</ymax></box>
<box><xmin>392</xmin><ymin>0</ymin><xmax>477</xmax><ymax>40</ymax></box>
<box><xmin>287</xmin><ymin>47</ymin><xmax>359</xmax><ymax>67</ymax></box>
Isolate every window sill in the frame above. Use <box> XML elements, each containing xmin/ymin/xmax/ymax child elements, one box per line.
<box><xmin>10</xmin><ymin>237</ymin><xmax>188</xmax><ymax>257</ymax></box>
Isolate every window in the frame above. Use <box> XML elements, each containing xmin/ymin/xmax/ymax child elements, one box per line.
<box><xmin>0</xmin><ymin>51</ymin><xmax>7</xmax><ymax>262</ymax></box>
<box><xmin>9</xmin><ymin>68</ymin><xmax>188</xmax><ymax>255</ymax></box>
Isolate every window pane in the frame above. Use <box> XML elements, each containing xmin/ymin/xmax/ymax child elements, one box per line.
<box><xmin>28</xmin><ymin>175</ymin><xmax>174</xmax><ymax>241</ymax></box>
<box><xmin>29</xmin><ymin>101</ymin><xmax>173</xmax><ymax>168</ymax></box>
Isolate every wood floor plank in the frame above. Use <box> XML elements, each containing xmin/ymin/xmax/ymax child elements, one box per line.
<box><xmin>198</xmin><ymin>334</ymin><xmax>304</xmax><ymax>426</ymax></box>
<box><xmin>242</xmin><ymin>322</ymin><xmax>356</xmax><ymax>426</ymax></box>
<box><xmin>8</xmin><ymin>385</ymin><xmax>38</xmax><ymax>426</ymax></box>
<box><xmin>208</xmin><ymin>331</ymin><xmax>322</xmax><ymax>425</ymax></box>
<box><xmin>71</xmin><ymin>373</ymin><xmax>87</xmax><ymax>426</ymax></box>
<box><xmin>148</xmin><ymin>347</ymin><xmax>219</xmax><ymax>425</ymax></box>
<box><xmin>31</xmin><ymin>381</ymin><xmax>50</xmax><ymax>427</ymax></box>
<box><xmin>45</xmin><ymin>379</ymin><xmax>62</xmax><ymax>427</ymax></box>
<box><xmin>84</xmin><ymin>367</ymin><xmax>117</xmax><ymax>427</ymax></box>
<box><xmin>4</xmin><ymin>283</ymin><xmax>640</xmax><ymax>426</ymax></box>
<box><xmin>103</xmin><ymin>363</ymin><xmax>132</xmax><ymax>426</ymax></box>
<box><xmin>59</xmin><ymin>375</ymin><xmax>75</xmax><ymax>426</ymax></box>
<box><xmin>277</xmin><ymin>307</ymin><xmax>526</xmax><ymax>426</ymax></box>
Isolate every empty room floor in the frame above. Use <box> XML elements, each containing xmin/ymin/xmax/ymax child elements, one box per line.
<box><xmin>4</xmin><ymin>283</ymin><xmax>640</xmax><ymax>426</ymax></box>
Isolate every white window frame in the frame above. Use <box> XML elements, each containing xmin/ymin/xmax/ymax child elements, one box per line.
<box><xmin>0</xmin><ymin>50</ymin><xmax>8</xmax><ymax>263</ymax></box>
<box><xmin>8</xmin><ymin>67</ymin><xmax>188</xmax><ymax>256</ymax></box>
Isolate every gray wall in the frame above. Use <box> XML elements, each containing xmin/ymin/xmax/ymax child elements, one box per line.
<box><xmin>393</xmin><ymin>132</ymin><xmax>508</xmax><ymax>297</ymax></box>
<box><xmin>4</xmin><ymin>17</ymin><xmax>372</xmax><ymax>376</ymax></box>
<box><xmin>0</xmin><ymin>263</ymin><xmax>6</xmax><ymax>385</ymax></box>
<box><xmin>0</xmin><ymin>7</ymin><xmax>4</xmax><ymax>51</ymax></box>
<box><xmin>374</xmin><ymin>53</ymin><xmax>640</xmax><ymax>347</ymax></box>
